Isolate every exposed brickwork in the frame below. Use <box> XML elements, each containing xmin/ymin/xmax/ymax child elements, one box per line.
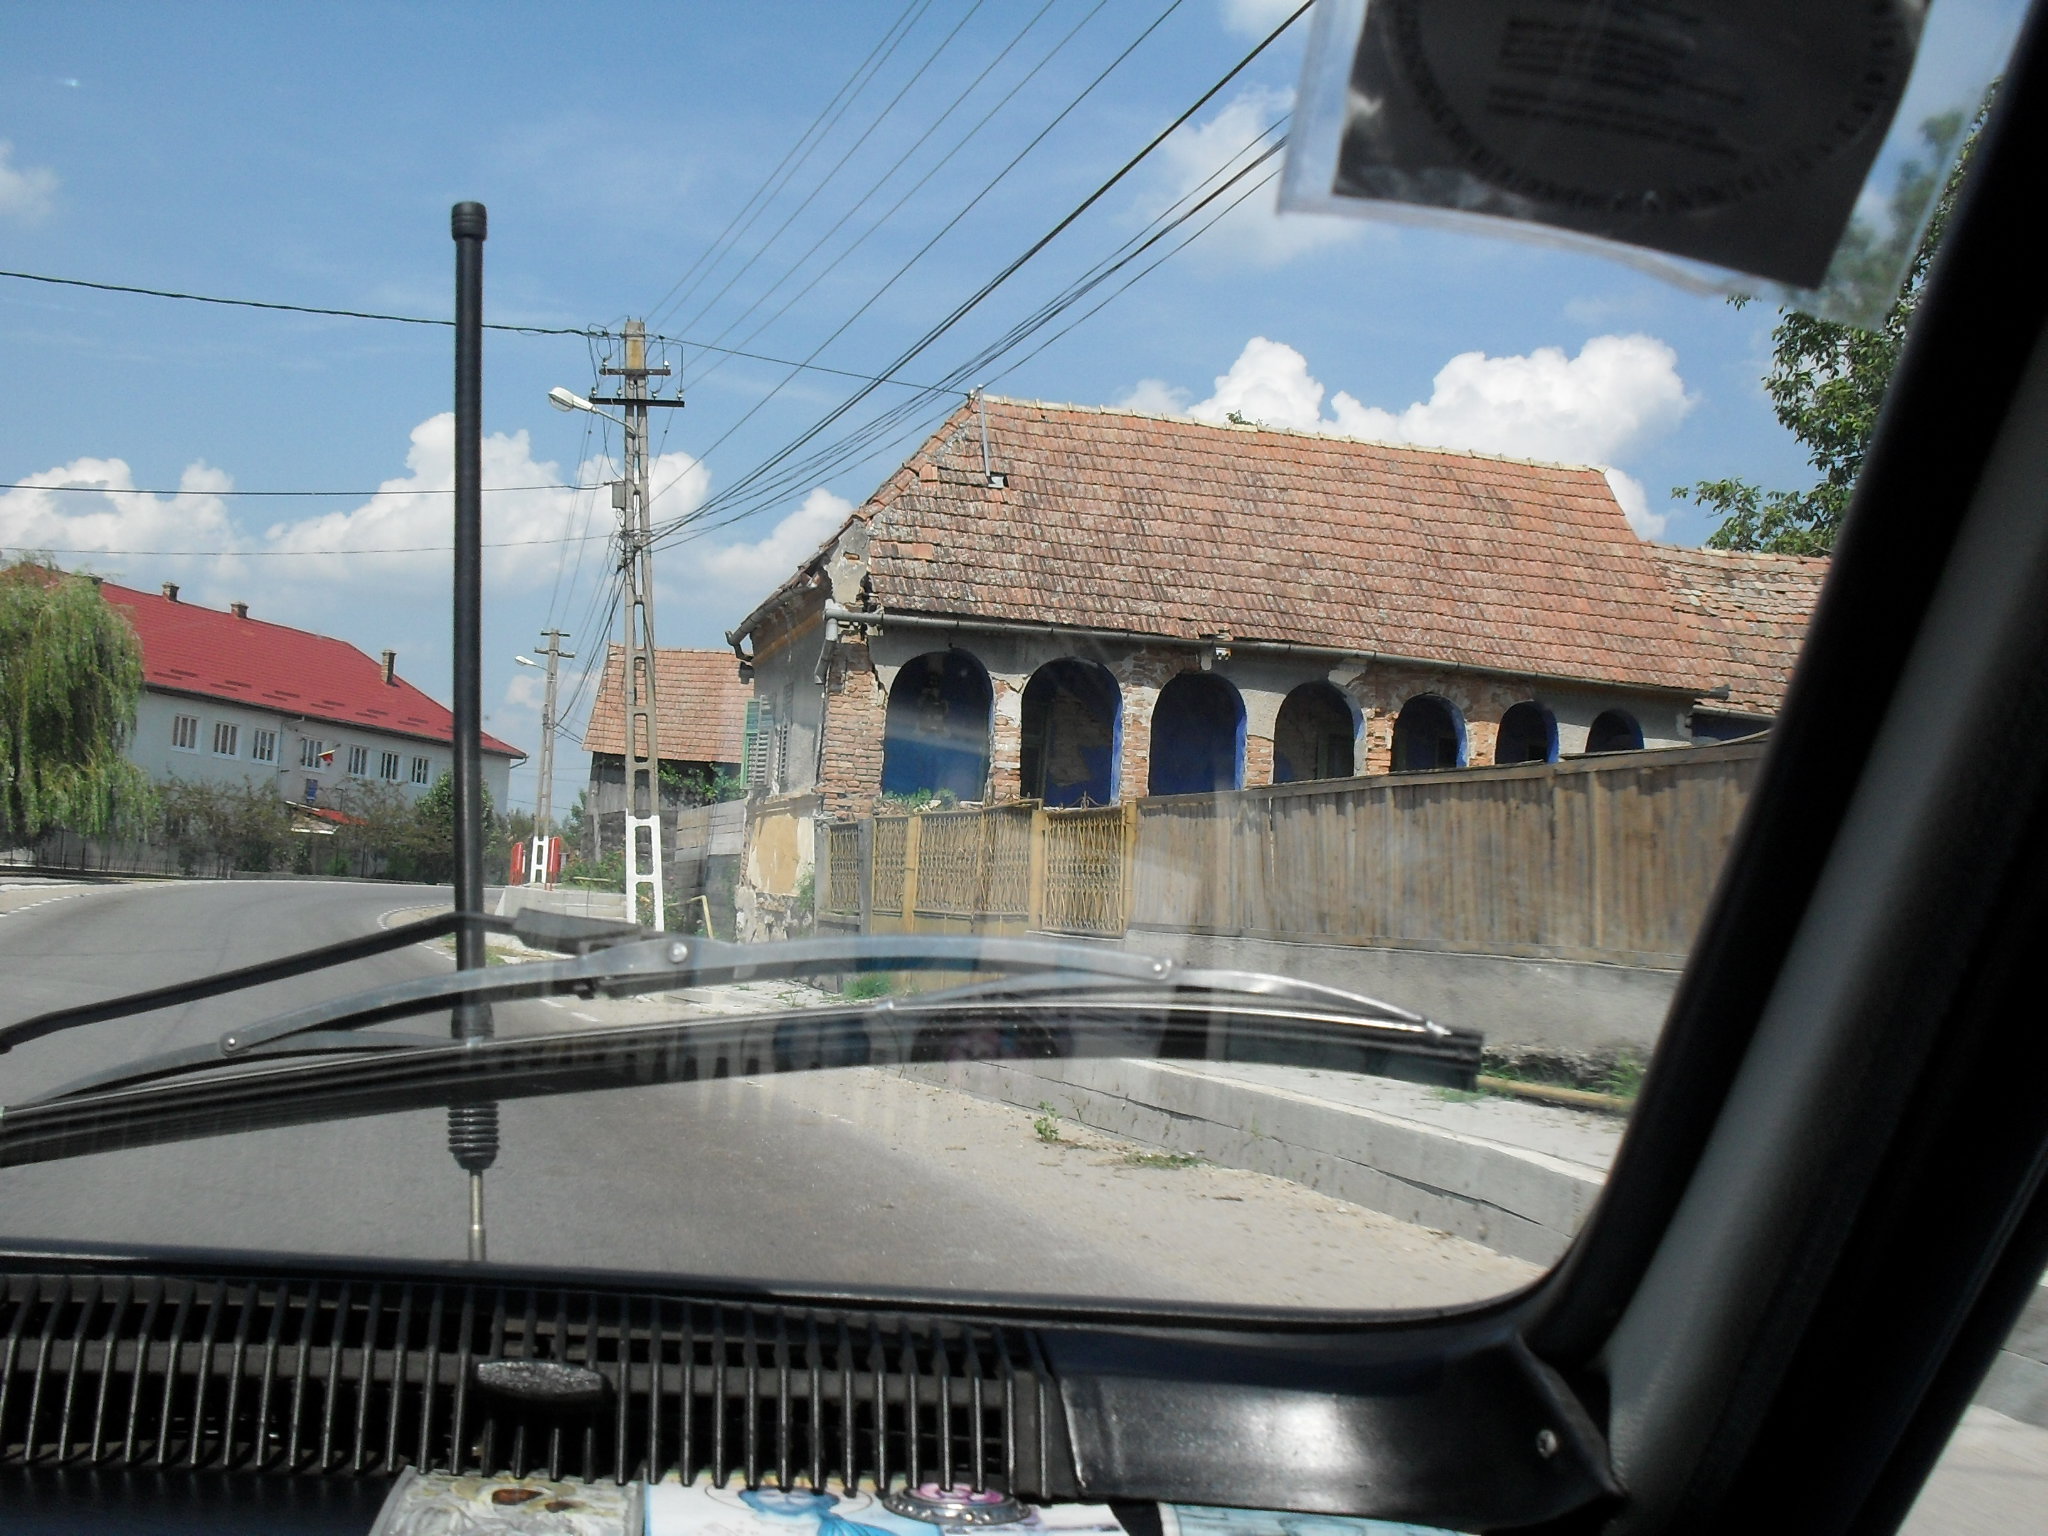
<box><xmin>1245</xmin><ymin>732</ymin><xmax>1275</xmax><ymax>786</ymax></box>
<box><xmin>1341</xmin><ymin>665</ymin><xmax>1558</xmax><ymax>770</ymax></box>
<box><xmin>988</xmin><ymin>676</ymin><xmax>1023</xmax><ymax>801</ymax></box>
<box><xmin>815</xmin><ymin>637</ymin><xmax>889</xmax><ymax>819</ymax></box>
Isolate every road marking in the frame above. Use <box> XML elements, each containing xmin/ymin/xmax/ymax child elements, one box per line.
<box><xmin>573</xmin><ymin>1012</ymin><xmax>599</xmax><ymax>1023</ymax></box>
<box><xmin>543</xmin><ymin>998</ymin><xmax>567</xmax><ymax>1009</ymax></box>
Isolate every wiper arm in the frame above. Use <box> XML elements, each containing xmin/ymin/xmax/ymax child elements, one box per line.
<box><xmin>0</xmin><ymin>966</ymin><xmax>1480</xmax><ymax>1172</ymax></box>
<box><xmin>0</xmin><ymin>906</ymin><xmax>650</xmax><ymax>1056</ymax></box>
<box><xmin>6</xmin><ymin>933</ymin><xmax>1187</xmax><ymax>1105</ymax></box>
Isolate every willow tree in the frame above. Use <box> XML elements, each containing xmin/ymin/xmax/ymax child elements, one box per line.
<box><xmin>0</xmin><ymin>559</ymin><xmax>152</xmax><ymax>846</ymax></box>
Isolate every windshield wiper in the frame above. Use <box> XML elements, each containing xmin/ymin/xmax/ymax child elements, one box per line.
<box><xmin>0</xmin><ymin>941</ymin><xmax>1477</xmax><ymax>1171</ymax></box>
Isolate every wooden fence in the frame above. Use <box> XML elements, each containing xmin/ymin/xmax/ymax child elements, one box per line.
<box><xmin>820</xmin><ymin>803</ymin><xmax>1135</xmax><ymax>936</ymax></box>
<box><xmin>820</xmin><ymin>739</ymin><xmax>1764</xmax><ymax>966</ymax></box>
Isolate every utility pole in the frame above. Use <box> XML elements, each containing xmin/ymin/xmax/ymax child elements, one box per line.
<box><xmin>592</xmin><ymin>320</ymin><xmax>682</xmax><ymax>929</ymax></box>
<box><xmin>529</xmin><ymin>628</ymin><xmax>572</xmax><ymax>886</ymax></box>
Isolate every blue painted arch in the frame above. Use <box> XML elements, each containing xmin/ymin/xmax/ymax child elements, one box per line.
<box><xmin>1020</xmin><ymin>658</ymin><xmax>1121</xmax><ymax>807</ymax></box>
<box><xmin>879</xmin><ymin>650</ymin><xmax>992</xmax><ymax>800</ymax></box>
<box><xmin>1148</xmin><ymin>672</ymin><xmax>1246</xmax><ymax>796</ymax></box>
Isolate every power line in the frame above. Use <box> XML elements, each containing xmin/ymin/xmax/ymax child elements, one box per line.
<box><xmin>661</xmin><ymin>0</ymin><xmax>991</xmax><ymax>342</ymax></box>
<box><xmin>653</xmin><ymin>0</ymin><xmax>1310</xmax><ymax>540</ymax></box>
<box><xmin>2</xmin><ymin>481</ymin><xmax>601</xmax><ymax>497</ymax></box>
<box><xmin>12</xmin><ymin>528</ymin><xmax>616</xmax><ymax>558</ymax></box>
<box><xmin>642</xmin><ymin>0</ymin><xmax>932</xmax><ymax>327</ymax></box>
<box><xmin>661</xmin><ymin>0</ymin><xmax>1193</xmax><ymax>511</ymax></box>
<box><xmin>0</xmin><ymin>269</ymin><xmax>941</xmax><ymax>389</ymax></box>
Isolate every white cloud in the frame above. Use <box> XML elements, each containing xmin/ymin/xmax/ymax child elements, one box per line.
<box><xmin>0</xmin><ymin>141</ymin><xmax>58</xmax><ymax>223</ymax></box>
<box><xmin>1133</xmin><ymin>333</ymin><xmax>1692</xmax><ymax>538</ymax></box>
<box><xmin>1218</xmin><ymin>0</ymin><xmax>1303</xmax><ymax>36</ymax></box>
<box><xmin>1148</xmin><ymin>87</ymin><xmax>1354</xmax><ymax>265</ymax></box>
<box><xmin>1113</xmin><ymin>378</ymin><xmax>1192</xmax><ymax>416</ymax></box>
<box><xmin>0</xmin><ymin>413</ymin><xmax>712</xmax><ymax>596</ymax></box>
<box><xmin>1326</xmin><ymin>334</ymin><xmax>1692</xmax><ymax>468</ymax></box>
<box><xmin>1187</xmin><ymin>336</ymin><xmax>1329</xmax><ymax>431</ymax></box>
<box><xmin>694</xmin><ymin>487</ymin><xmax>855</xmax><ymax>591</ymax></box>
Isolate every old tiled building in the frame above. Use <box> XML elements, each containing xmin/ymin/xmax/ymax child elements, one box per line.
<box><xmin>727</xmin><ymin>396</ymin><xmax>1827</xmax><ymax>821</ymax></box>
<box><xmin>580</xmin><ymin>644</ymin><xmax>752</xmax><ymax>815</ymax></box>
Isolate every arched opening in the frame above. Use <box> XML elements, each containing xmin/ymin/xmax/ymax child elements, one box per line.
<box><xmin>1496</xmin><ymin>701</ymin><xmax>1557</xmax><ymax>765</ymax></box>
<box><xmin>1586</xmin><ymin>709</ymin><xmax>1645</xmax><ymax>754</ymax></box>
<box><xmin>1020</xmin><ymin>659</ymin><xmax>1120</xmax><ymax>806</ymax></box>
<box><xmin>1391</xmin><ymin>695</ymin><xmax>1465</xmax><ymax>771</ymax></box>
<box><xmin>1273</xmin><ymin>681</ymin><xmax>1356</xmax><ymax>783</ymax></box>
<box><xmin>1148</xmin><ymin>673</ymin><xmax>1246</xmax><ymax>796</ymax></box>
<box><xmin>879</xmin><ymin>650</ymin><xmax>992</xmax><ymax>800</ymax></box>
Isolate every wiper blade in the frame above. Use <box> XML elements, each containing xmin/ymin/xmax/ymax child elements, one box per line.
<box><xmin>3</xmin><ymin>931</ymin><xmax>1464</xmax><ymax>1111</ymax></box>
<box><xmin>0</xmin><ymin>906</ymin><xmax>642</xmax><ymax>1055</ymax></box>
<box><xmin>0</xmin><ymin>974</ymin><xmax>1480</xmax><ymax>1171</ymax></box>
<box><xmin>6</xmin><ymin>933</ymin><xmax>1186</xmax><ymax>1105</ymax></box>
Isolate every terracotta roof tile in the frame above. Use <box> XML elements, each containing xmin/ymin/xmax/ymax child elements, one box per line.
<box><xmin>832</xmin><ymin>398</ymin><xmax>1705</xmax><ymax>690</ymax></box>
<box><xmin>580</xmin><ymin>645</ymin><xmax>751</xmax><ymax>763</ymax></box>
<box><xmin>102</xmin><ymin>582</ymin><xmax>521</xmax><ymax>757</ymax></box>
<box><xmin>1647</xmin><ymin>543</ymin><xmax>1830</xmax><ymax>715</ymax></box>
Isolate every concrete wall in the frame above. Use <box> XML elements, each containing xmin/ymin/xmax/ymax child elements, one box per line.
<box><xmin>1102</xmin><ymin>929</ymin><xmax>1677</xmax><ymax>1062</ymax></box>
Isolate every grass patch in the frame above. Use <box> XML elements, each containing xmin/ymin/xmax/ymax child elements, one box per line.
<box><xmin>1121</xmin><ymin>1150</ymin><xmax>1204</xmax><ymax>1170</ymax></box>
<box><xmin>1033</xmin><ymin>1102</ymin><xmax>1063</xmax><ymax>1143</ymax></box>
<box><xmin>1430</xmin><ymin>1087</ymin><xmax>1486</xmax><ymax>1104</ymax></box>
<box><xmin>843</xmin><ymin>973</ymin><xmax>892</xmax><ymax>1001</ymax></box>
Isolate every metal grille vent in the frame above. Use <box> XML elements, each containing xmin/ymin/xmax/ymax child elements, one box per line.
<box><xmin>0</xmin><ymin>1273</ymin><xmax>1053</xmax><ymax>1489</ymax></box>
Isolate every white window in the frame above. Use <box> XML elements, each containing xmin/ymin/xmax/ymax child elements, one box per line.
<box><xmin>212</xmin><ymin>721</ymin><xmax>239</xmax><ymax>757</ymax></box>
<box><xmin>411</xmin><ymin>755</ymin><xmax>431</xmax><ymax>785</ymax></box>
<box><xmin>250</xmin><ymin>729</ymin><xmax>277</xmax><ymax>764</ymax></box>
<box><xmin>171</xmin><ymin>714</ymin><xmax>199</xmax><ymax>751</ymax></box>
<box><xmin>347</xmin><ymin>744</ymin><xmax>369</xmax><ymax>777</ymax></box>
<box><xmin>379</xmin><ymin>750</ymin><xmax>401</xmax><ymax>781</ymax></box>
<box><xmin>300</xmin><ymin>737</ymin><xmax>326</xmax><ymax>769</ymax></box>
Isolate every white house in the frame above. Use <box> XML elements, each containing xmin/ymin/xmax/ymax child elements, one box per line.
<box><xmin>103</xmin><ymin>579</ymin><xmax>521</xmax><ymax>807</ymax></box>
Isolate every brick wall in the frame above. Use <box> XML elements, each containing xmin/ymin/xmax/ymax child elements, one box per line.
<box><xmin>814</xmin><ymin>636</ymin><xmax>889</xmax><ymax>819</ymax></box>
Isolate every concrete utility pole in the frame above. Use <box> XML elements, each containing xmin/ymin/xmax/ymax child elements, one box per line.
<box><xmin>596</xmin><ymin>321</ymin><xmax>680</xmax><ymax>929</ymax></box>
<box><xmin>528</xmin><ymin>628</ymin><xmax>572</xmax><ymax>886</ymax></box>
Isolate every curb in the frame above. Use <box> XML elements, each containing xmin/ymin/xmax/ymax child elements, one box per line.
<box><xmin>900</xmin><ymin>1056</ymin><xmax>1602</xmax><ymax>1266</ymax></box>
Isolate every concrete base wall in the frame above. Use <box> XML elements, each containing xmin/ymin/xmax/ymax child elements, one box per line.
<box><xmin>1121</xmin><ymin>930</ymin><xmax>1679</xmax><ymax>1061</ymax></box>
<box><xmin>900</xmin><ymin>1056</ymin><xmax>1602</xmax><ymax>1267</ymax></box>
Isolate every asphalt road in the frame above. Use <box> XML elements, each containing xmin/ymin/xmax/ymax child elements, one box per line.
<box><xmin>0</xmin><ymin>878</ymin><xmax>1529</xmax><ymax>1310</ymax></box>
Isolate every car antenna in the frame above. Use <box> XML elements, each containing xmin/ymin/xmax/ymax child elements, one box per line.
<box><xmin>448</xmin><ymin>200</ymin><xmax>498</xmax><ymax>1265</ymax></box>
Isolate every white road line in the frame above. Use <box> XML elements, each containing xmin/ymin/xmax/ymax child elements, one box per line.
<box><xmin>572</xmin><ymin>1012</ymin><xmax>599</xmax><ymax>1023</ymax></box>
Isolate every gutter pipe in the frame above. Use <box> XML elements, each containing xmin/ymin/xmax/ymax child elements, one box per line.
<box><xmin>819</xmin><ymin>603</ymin><xmax>1716</xmax><ymax>700</ymax></box>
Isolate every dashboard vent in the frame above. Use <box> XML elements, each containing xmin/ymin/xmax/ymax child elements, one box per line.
<box><xmin>0</xmin><ymin>1272</ymin><xmax>1055</xmax><ymax>1489</ymax></box>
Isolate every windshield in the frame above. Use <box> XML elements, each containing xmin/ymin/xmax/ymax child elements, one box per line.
<box><xmin>0</xmin><ymin>3</ymin><xmax>1976</xmax><ymax>1317</ymax></box>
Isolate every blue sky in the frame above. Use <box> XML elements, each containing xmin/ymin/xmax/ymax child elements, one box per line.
<box><xmin>1</xmin><ymin>0</ymin><xmax>1828</xmax><ymax>814</ymax></box>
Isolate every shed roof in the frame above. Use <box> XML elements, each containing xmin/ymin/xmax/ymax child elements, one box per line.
<box><xmin>1646</xmin><ymin>544</ymin><xmax>1831</xmax><ymax>716</ymax></box>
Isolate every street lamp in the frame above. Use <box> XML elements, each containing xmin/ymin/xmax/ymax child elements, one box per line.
<box><xmin>548</xmin><ymin>385</ymin><xmax>626</xmax><ymax>428</ymax></box>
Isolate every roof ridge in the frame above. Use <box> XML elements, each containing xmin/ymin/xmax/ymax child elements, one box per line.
<box><xmin>976</xmin><ymin>394</ymin><xmax>1611</xmax><ymax>476</ymax></box>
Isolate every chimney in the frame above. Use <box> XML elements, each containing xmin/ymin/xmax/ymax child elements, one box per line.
<box><xmin>161</xmin><ymin>582</ymin><xmax>179</xmax><ymax>602</ymax></box>
<box><xmin>381</xmin><ymin>649</ymin><xmax>397</xmax><ymax>685</ymax></box>
<box><xmin>230</xmin><ymin>601</ymin><xmax>248</xmax><ymax>619</ymax></box>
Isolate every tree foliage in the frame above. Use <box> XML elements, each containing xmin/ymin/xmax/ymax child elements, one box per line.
<box><xmin>1680</xmin><ymin>106</ymin><xmax>1983</xmax><ymax>555</ymax></box>
<box><xmin>0</xmin><ymin>560</ymin><xmax>153</xmax><ymax>844</ymax></box>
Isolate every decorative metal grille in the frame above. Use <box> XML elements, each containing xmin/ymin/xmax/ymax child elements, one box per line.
<box><xmin>1038</xmin><ymin>807</ymin><xmax>1130</xmax><ymax>936</ymax></box>
<box><xmin>871</xmin><ymin>819</ymin><xmax>908</xmax><ymax>915</ymax></box>
<box><xmin>982</xmin><ymin>807</ymin><xmax>1033</xmax><ymax>920</ymax></box>
<box><xmin>911</xmin><ymin>812</ymin><xmax>986</xmax><ymax>916</ymax></box>
<box><xmin>0</xmin><ymin>1273</ymin><xmax>1053</xmax><ymax>1492</ymax></box>
<box><xmin>824</xmin><ymin>824</ymin><xmax>862</xmax><ymax>917</ymax></box>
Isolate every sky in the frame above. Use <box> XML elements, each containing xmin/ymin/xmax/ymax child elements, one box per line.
<box><xmin>0</xmin><ymin>0</ymin><xmax>1839</xmax><ymax>816</ymax></box>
